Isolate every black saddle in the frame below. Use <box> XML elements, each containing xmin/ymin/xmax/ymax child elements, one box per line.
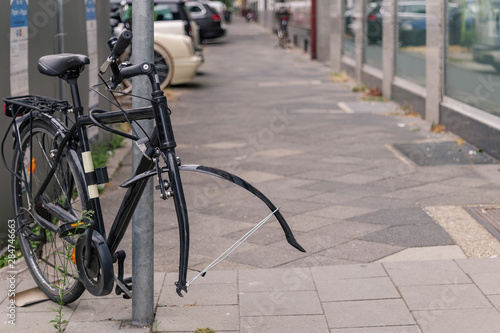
<box><xmin>38</xmin><ymin>54</ymin><xmax>90</xmax><ymax>77</ymax></box>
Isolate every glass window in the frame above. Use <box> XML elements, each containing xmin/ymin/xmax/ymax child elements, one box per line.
<box><xmin>446</xmin><ymin>0</ymin><xmax>500</xmax><ymax>115</ymax></box>
<box><xmin>396</xmin><ymin>0</ymin><xmax>427</xmax><ymax>86</ymax></box>
<box><xmin>155</xmin><ymin>5</ymin><xmax>174</xmax><ymax>21</ymax></box>
<box><xmin>154</xmin><ymin>3</ymin><xmax>182</xmax><ymax>20</ymax></box>
<box><xmin>365</xmin><ymin>0</ymin><xmax>383</xmax><ymax>69</ymax></box>
<box><xmin>343</xmin><ymin>0</ymin><xmax>355</xmax><ymax>59</ymax></box>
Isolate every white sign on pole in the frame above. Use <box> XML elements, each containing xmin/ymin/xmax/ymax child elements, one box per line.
<box><xmin>10</xmin><ymin>0</ymin><xmax>29</xmax><ymax>96</ymax></box>
<box><xmin>86</xmin><ymin>0</ymin><xmax>99</xmax><ymax>139</ymax></box>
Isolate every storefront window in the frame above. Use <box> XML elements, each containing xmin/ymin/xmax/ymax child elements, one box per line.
<box><xmin>395</xmin><ymin>0</ymin><xmax>426</xmax><ymax>86</ymax></box>
<box><xmin>364</xmin><ymin>0</ymin><xmax>383</xmax><ymax>69</ymax></box>
<box><xmin>445</xmin><ymin>0</ymin><xmax>500</xmax><ymax>115</ymax></box>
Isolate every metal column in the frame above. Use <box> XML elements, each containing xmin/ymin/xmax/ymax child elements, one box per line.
<box><xmin>131</xmin><ymin>0</ymin><xmax>155</xmax><ymax>326</ymax></box>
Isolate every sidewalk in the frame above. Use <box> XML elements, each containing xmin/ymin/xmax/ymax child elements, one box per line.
<box><xmin>4</xmin><ymin>17</ymin><xmax>500</xmax><ymax>332</ymax></box>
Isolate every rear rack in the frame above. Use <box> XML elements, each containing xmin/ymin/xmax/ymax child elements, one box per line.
<box><xmin>3</xmin><ymin>95</ymin><xmax>71</xmax><ymax>117</ymax></box>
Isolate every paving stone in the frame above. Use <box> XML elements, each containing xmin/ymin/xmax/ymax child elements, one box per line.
<box><xmin>277</xmin><ymin>253</ymin><xmax>357</xmax><ymax>268</ymax></box>
<box><xmin>156</xmin><ymin>305</ymin><xmax>239</xmax><ymax>332</ymax></box>
<box><xmin>376</xmin><ymin>245</ymin><xmax>467</xmax><ymax>262</ymax></box>
<box><xmin>320</xmin><ymin>239</ymin><xmax>404</xmax><ymax>262</ymax></box>
<box><xmin>399</xmin><ymin>284</ymin><xmax>491</xmax><ymax>310</ymax></box>
<box><xmin>239</xmin><ymin>290</ymin><xmax>322</xmax><ymax>316</ymax></box>
<box><xmin>164</xmin><ymin>270</ymin><xmax>238</xmax><ymax>286</ymax></box>
<box><xmin>240</xmin><ymin>314</ymin><xmax>329</xmax><ymax>333</ymax></box>
<box><xmin>315</xmin><ymin>276</ymin><xmax>399</xmax><ymax>302</ymax></box>
<box><xmin>228</xmin><ymin>242</ymin><xmax>309</xmax><ymax>268</ymax></box>
<box><xmin>203</xmin><ymin>141</ymin><xmax>247</xmax><ymax>149</ymax></box>
<box><xmin>341</xmin><ymin>195</ymin><xmax>417</xmax><ymax>210</ymax></box>
<box><xmin>0</xmin><ymin>310</ymin><xmax>75</xmax><ymax>333</ymax></box>
<box><xmin>323</xmin><ymin>299</ymin><xmax>415</xmax><ymax>328</ymax></box>
<box><xmin>302</xmin><ymin>192</ymin><xmax>365</xmax><ymax>206</ymax></box>
<box><xmin>330</xmin><ymin>327</ymin><xmax>421</xmax><ymax>333</ymax></box>
<box><xmin>239</xmin><ymin>267</ymin><xmax>315</xmax><ymax>293</ymax></box>
<box><xmin>256</xmin><ymin>148</ymin><xmax>303</xmax><ymax>158</ymax></box>
<box><xmin>64</xmin><ymin>321</ymin><xmax>125</xmax><ymax>333</ymax></box>
<box><xmin>350</xmin><ymin>207</ymin><xmax>435</xmax><ymax>226</ymax></box>
<box><xmin>285</xmin><ymin>213</ymin><xmax>343</xmax><ymax>232</ymax></box>
<box><xmin>307</xmin><ymin>205</ymin><xmax>376</xmax><ymax>220</ymax></box>
<box><xmin>237</xmin><ymin>170</ymin><xmax>285</xmax><ymax>184</ymax></box>
<box><xmin>312</xmin><ymin>262</ymin><xmax>387</xmax><ymax>280</ymax></box>
<box><xmin>159</xmin><ymin>283</ymin><xmax>238</xmax><ymax>307</ymax></box>
<box><xmin>360</xmin><ymin>223</ymin><xmax>455</xmax><ymax>247</ymax></box>
<box><xmin>384</xmin><ymin>260</ymin><xmax>472</xmax><ymax>286</ymax></box>
<box><xmin>273</xmin><ymin>220</ymin><xmax>388</xmax><ymax>254</ymax></box>
<box><xmin>69</xmin><ymin>297</ymin><xmax>135</xmax><ymax>322</ymax></box>
<box><xmin>412</xmin><ymin>308</ymin><xmax>500</xmax><ymax>333</ymax></box>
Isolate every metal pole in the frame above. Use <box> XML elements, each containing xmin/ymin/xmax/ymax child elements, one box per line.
<box><xmin>57</xmin><ymin>0</ymin><xmax>65</xmax><ymax>100</ymax></box>
<box><xmin>131</xmin><ymin>0</ymin><xmax>155</xmax><ymax>326</ymax></box>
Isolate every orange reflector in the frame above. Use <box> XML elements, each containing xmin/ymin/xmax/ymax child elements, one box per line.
<box><xmin>27</xmin><ymin>157</ymin><xmax>37</xmax><ymax>175</ymax></box>
<box><xmin>72</xmin><ymin>248</ymin><xmax>76</xmax><ymax>265</ymax></box>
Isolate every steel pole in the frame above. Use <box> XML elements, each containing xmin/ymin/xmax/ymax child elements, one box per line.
<box><xmin>57</xmin><ymin>0</ymin><xmax>65</xmax><ymax>100</ymax></box>
<box><xmin>131</xmin><ymin>0</ymin><xmax>155</xmax><ymax>326</ymax></box>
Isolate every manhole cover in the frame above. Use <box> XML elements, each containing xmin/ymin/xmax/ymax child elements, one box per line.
<box><xmin>465</xmin><ymin>206</ymin><xmax>500</xmax><ymax>242</ymax></box>
<box><xmin>392</xmin><ymin>141</ymin><xmax>498</xmax><ymax>166</ymax></box>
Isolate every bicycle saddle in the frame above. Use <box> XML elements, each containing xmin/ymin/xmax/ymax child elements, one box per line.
<box><xmin>38</xmin><ymin>54</ymin><xmax>90</xmax><ymax>77</ymax></box>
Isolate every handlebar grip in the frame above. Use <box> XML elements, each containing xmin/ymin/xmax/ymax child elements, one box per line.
<box><xmin>111</xmin><ymin>30</ymin><xmax>133</xmax><ymax>59</ymax></box>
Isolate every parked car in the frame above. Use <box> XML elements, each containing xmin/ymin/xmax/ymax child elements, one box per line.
<box><xmin>343</xmin><ymin>2</ymin><xmax>383</xmax><ymax>44</ymax></box>
<box><xmin>398</xmin><ymin>1</ymin><xmax>475</xmax><ymax>47</ymax></box>
<box><xmin>470</xmin><ymin>1</ymin><xmax>500</xmax><ymax>71</ymax></box>
<box><xmin>366</xmin><ymin>2</ymin><xmax>383</xmax><ymax>44</ymax></box>
<box><xmin>110</xmin><ymin>1</ymin><xmax>202</xmax><ymax>89</ymax></box>
<box><xmin>398</xmin><ymin>1</ymin><xmax>427</xmax><ymax>46</ymax></box>
<box><xmin>110</xmin><ymin>0</ymin><xmax>202</xmax><ymax>53</ymax></box>
<box><xmin>186</xmin><ymin>1</ymin><xmax>226</xmax><ymax>42</ymax></box>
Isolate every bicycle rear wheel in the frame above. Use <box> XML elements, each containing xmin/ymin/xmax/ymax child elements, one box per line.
<box><xmin>12</xmin><ymin>118</ymin><xmax>87</xmax><ymax>304</ymax></box>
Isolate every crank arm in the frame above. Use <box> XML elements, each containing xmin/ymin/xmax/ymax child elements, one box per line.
<box><xmin>179</xmin><ymin>164</ymin><xmax>305</xmax><ymax>253</ymax></box>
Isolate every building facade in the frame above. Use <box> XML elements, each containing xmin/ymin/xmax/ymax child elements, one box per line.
<box><xmin>251</xmin><ymin>0</ymin><xmax>500</xmax><ymax>161</ymax></box>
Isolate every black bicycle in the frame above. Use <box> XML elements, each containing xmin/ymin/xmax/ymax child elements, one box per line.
<box><xmin>2</xmin><ymin>30</ymin><xmax>304</xmax><ymax>304</ymax></box>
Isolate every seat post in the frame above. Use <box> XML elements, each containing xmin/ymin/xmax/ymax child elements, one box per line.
<box><xmin>66</xmin><ymin>77</ymin><xmax>83</xmax><ymax>116</ymax></box>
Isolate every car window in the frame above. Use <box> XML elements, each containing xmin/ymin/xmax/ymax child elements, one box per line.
<box><xmin>186</xmin><ymin>3</ymin><xmax>206</xmax><ymax>17</ymax></box>
<box><xmin>155</xmin><ymin>5</ymin><xmax>174</xmax><ymax>21</ymax></box>
<box><xmin>399</xmin><ymin>5</ymin><xmax>426</xmax><ymax>14</ymax></box>
<box><xmin>153</xmin><ymin>3</ymin><xmax>182</xmax><ymax>20</ymax></box>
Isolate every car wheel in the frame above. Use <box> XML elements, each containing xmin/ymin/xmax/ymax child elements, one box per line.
<box><xmin>153</xmin><ymin>43</ymin><xmax>174</xmax><ymax>90</ymax></box>
<box><xmin>120</xmin><ymin>44</ymin><xmax>174</xmax><ymax>93</ymax></box>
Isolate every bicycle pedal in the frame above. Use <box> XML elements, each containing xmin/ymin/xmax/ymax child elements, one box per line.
<box><xmin>116</xmin><ymin>277</ymin><xmax>132</xmax><ymax>299</ymax></box>
<box><xmin>57</xmin><ymin>220</ymin><xmax>88</xmax><ymax>237</ymax></box>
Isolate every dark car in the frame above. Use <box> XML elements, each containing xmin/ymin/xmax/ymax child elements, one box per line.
<box><xmin>397</xmin><ymin>1</ymin><xmax>427</xmax><ymax>46</ymax></box>
<box><xmin>186</xmin><ymin>1</ymin><xmax>226</xmax><ymax>42</ymax></box>
<box><xmin>366</xmin><ymin>2</ymin><xmax>383</xmax><ymax>44</ymax></box>
<box><xmin>398</xmin><ymin>1</ymin><xmax>475</xmax><ymax>47</ymax></box>
<box><xmin>343</xmin><ymin>2</ymin><xmax>382</xmax><ymax>44</ymax></box>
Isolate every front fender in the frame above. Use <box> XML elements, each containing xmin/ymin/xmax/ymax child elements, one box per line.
<box><xmin>179</xmin><ymin>164</ymin><xmax>305</xmax><ymax>253</ymax></box>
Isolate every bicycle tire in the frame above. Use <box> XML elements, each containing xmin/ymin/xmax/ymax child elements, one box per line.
<box><xmin>12</xmin><ymin>118</ymin><xmax>87</xmax><ymax>304</ymax></box>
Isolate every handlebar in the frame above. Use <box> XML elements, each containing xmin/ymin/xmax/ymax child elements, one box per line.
<box><xmin>111</xmin><ymin>30</ymin><xmax>133</xmax><ymax>59</ymax></box>
<box><xmin>99</xmin><ymin>30</ymin><xmax>133</xmax><ymax>75</ymax></box>
<box><xmin>99</xmin><ymin>29</ymin><xmax>160</xmax><ymax>91</ymax></box>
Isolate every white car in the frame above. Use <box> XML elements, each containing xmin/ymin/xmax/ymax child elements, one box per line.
<box><xmin>111</xmin><ymin>1</ymin><xmax>203</xmax><ymax>90</ymax></box>
<box><xmin>153</xmin><ymin>28</ymin><xmax>203</xmax><ymax>88</ymax></box>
